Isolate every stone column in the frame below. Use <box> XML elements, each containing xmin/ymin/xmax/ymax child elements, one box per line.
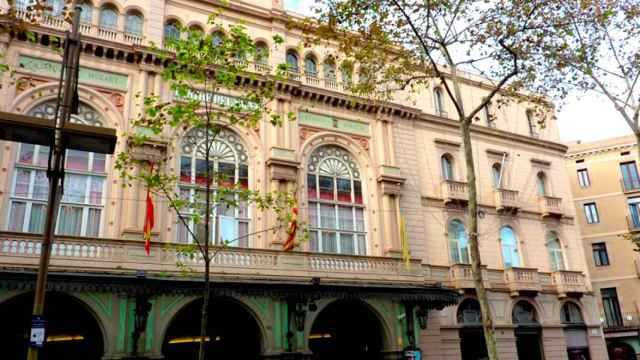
<box><xmin>495</xmin><ymin>326</ymin><xmax>519</xmax><ymax>360</ymax></box>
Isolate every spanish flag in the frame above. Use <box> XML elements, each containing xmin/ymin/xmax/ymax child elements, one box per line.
<box><xmin>143</xmin><ymin>163</ymin><xmax>155</xmax><ymax>255</ymax></box>
<box><xmin>283</xmin><ymin>199</ymin><xmax>298</xmax><ymax>251</ymax></box>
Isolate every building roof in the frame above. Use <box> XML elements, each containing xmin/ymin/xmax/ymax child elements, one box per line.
<box><xmin>566</xmin><ymin>134</ymin><xmax>637</xmax><ymax>158</ymax></box>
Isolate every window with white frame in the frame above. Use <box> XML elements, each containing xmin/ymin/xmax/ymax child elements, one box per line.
<box><xmin>577</xmin><ymin>168</ymin><xmax>590</xmax><ymax>188</ymax></box>
<box><xmin>448</xmin><ymin>219</ymin><xmax>469</xmax><ymax>264</ymax></box>
<box><xmin>500</xmin><ymin>226</ymin><xmax>520</xmax><ymax>268</ymax></box>
<box><xmin>307</xmin><ymin>145</ymin><xmax>366</xmax><ymax>255</ymax></box>
<box><xmin>434</xmin><ymin>87</ymin><xmax>444</xmax><ymax>115</ymax></box>
<box><xmin>8</xmin><ymin>101</ymin><xmax>106</xmax><ymax>237</ymax></box>
<box><xmin>441</xmin><ymin>153</ymin><xmax>454</xmax><ymax>181</ymax></box>
<box><xmin>583</xmin><ymin>202</ymin><xmax>600</xmax><ymax>224</ymax></box>
<box><xmin>176</xmin><ymin>128</ymin><xmax>250</xmax><ymax>246</ymax></box>
<box><xmin>124</xmin><ymin>11</ymin><xmax>143</xmax><ymax>35</ymax></box>
<box><xmin>99</xmin><ymin>5</ymin><xmax>118</xmax><ymax>30</ymax></box>
<box><xmin>547</xmin><ymin>231</ymin><xmax>566</xmax><ymax>271</ymax></box>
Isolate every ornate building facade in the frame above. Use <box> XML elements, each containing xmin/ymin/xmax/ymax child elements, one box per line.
<box><xmin>0</xmin><ymin>0</ymin><xmax>606</xmax><ymax>359</ymax></box>
<box><xmin>567</xmin><ymin>136</ymin><xmax>640</xmax><ymax>360</ymax></box>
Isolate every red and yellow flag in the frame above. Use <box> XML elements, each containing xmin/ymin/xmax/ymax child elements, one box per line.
<box><xmin>143</xmin><ymin>163</ymin><xmax>155</xmax><ymax>255</ymax></box>
<box><xmin>283</xmin><ymin>199</ymin><xmax>298</xmax><ymax>251</ymax></box>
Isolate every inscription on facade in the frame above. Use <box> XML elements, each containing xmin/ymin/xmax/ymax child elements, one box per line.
<box><xmin>19</xmin><ymin>55</ymin><xmax>129</xmax><ymax>91</ymax></box>
<box><xmin>298</xmin><ymin>111</ymin><xmax>369</xmax><ymax>136</ymax></box>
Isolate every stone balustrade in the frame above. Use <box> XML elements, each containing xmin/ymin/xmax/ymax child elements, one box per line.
<box><xmin>538</xmin><ymin>195</ymin><xmax>563</xmax><ymax>218</ymax></box>
<box><xmin>552</xmin><ymin>270</ymin><xmax>587</xmax><ymax>297</ymax></box>
<box><xmin>493</xmin><ymin>188</ymin><xmax>520</xmax><ymax>213</ymax></box>
<box><xmin>441</xmin><ymin>180</ymin><xmax>469</xmax><ymax>205</ymax></box>
<box><xmin>504</xmin><ymin>267</ymin><xmax>541</xmax><ymax>296</ymax></box>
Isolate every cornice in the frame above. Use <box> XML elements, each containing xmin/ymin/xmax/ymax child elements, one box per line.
<box><xmin>566</xmin><ymin>142</ymin><xmax>636</xmax><ymax>160</ymax></box>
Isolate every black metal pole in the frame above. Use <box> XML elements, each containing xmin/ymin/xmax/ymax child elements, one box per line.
<box><xmin>26</xmin><ymin>5</ymin><xmax>82</xmax><ymax>360</ymax></box>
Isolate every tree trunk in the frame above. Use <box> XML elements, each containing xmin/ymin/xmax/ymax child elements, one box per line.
<box><xmin>460</xmin><ymin>120</ymin><xmax>500</xmax><ymax>360</ymax></box>
<box><xmin>198</xmin><ymin>259</ymin><xmax>211</xmax><ymax>360</ymax></box>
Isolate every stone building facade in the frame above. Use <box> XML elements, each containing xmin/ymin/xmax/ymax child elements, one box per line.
<box><xmin>567</xmin><ymin>136</ymin><xmax>640</xmax><ymax>359</ymax></box>
<box><xmin>0</xmin><ymin>0</ymin><xmax>606</xmax><ymax>359</ymax></box>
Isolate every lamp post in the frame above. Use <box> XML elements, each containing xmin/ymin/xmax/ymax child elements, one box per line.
<box><xmin>0</xmin><ymin>5</ymin><xmax>116</xmax><ymax>359</ymax></box>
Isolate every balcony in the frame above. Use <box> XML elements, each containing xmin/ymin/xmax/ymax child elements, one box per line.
<box><xmin>0</xmin><ymin>232</ymin><xmax>425</xmax><ymax>285</ymax></box>
<box><xmin>493</xmin><ymin>188</ymin><xmax>520</xmax><ymax>213</ymax></box>
<box><xmin>603</xmin><ymin>312</ymin><xmax>640</xmax><ymax>333</ymax></box>
<box><xmin>551</xmin><ymin>270</ymin><xmax>587</xmax><ymax>297</ymax></box>
<box><xmin>449</xmin><ymin>263</ymin><xmax>490</xmax><ymax>292</ymax></box>
<box><xmin>441</xmin><ymin>180</ymin><xmax>469</xmax><ymax>205</ymax></box>
<box><xmin>504</xmin><ymin>267</ymin><xmax>541</xmax><ymax>296</ymax></box>
<box><xmin>537</xmin><ymin>196</ymin><xmax>563</xmax><ymax>218</ymax></box>
<box><xmin>15</xmin><ymin>9</ymin><xmax>143</xmax><ymax>45</ymax></box>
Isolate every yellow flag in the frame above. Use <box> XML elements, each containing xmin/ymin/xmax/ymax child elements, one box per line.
<box><xmin>400</xmin><ymin>214</ymin><xmax>410</xmax><ymax>266</ymax></box>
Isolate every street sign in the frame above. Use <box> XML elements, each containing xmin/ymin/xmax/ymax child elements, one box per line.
<box><xmin>29</xmin><ymin>315</ymin><xmax>46</xmax><ymax>348</ymax></box>
<box><xmin>404</xmin><ymin>349</ymin><xmax>422</xmax><ymax>360</ymax></box>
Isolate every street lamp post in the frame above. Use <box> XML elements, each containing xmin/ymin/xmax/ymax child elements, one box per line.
<box><xmin>0</xmin><ymin>5</ymin><xmax>116</xmax><ymax>360</ymax></box>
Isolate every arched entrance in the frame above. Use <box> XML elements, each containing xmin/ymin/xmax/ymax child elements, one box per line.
<box><xmin>0</xmin><ymin>291</ymin><xmax>104</xmax><ymax>360</ymax></box>
<box><xmin>608</xmin><ymin>342</ymin><xmax>636</xmax><ymax>360</ymax></box>
<box><xmin>513</xmin><ymin>300</ymin><xmax>543</xmax><ymax>360</ymax></box>
<box><xmin>162</xmin><ymin>297</ymin><xmax>262</xmax><ymax>359</ymax></box>
<box><xmin>457</xmin><ymin>298</ymin><xmax>488</xmax><ymax>360</ymax></box>
<box><xmin>309</xmin><ymin>299</ymin><xmax>384</xmax><ymax>360</ymax></box>
<box><xmin>561</xmin><ymin>302</ymin><xmax>590</xmax><ymax>360</ymax></box>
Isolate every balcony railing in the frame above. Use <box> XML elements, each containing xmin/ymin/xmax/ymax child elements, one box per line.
<box><xmin>441</xmin><ymin>180</ymin><xmax>469</xmax><ymax>205</ymax></box>
<box><xmin>15</xmin><ymin>9</ymin><xmax>143</xmax><ymax>45</ymax></box>
<box><xmin>493</xmin><ymin>188</ymin><xmax>520</xmax><ymax>213</ymax></box>
<box><xmin>449</xmin><ymin>263</ymin><xmax>490</xmax><ymax>290</ymax></box>
<box><xmin>603</xmin><ymin>312</ymin><xmax>640</xmax><ymax>331</ymax></box>
<box><xmin>504</xmin><ymin>267</ymin><xmax>541</xmax><ymax>296</ymax></box>
<box><xmin>0</xmin><ymin>232</ymin><xmax>424</xmax><ymax>284</ymax></box>
<box><xmin>537</xmin><ymin>195</ymin><xmax>563</xmax><ymax>218</ymax></box>
<box><xmin>551</xmin><ymin>270</ymin><xmax>586</xmax><ymax>296</ymax></box>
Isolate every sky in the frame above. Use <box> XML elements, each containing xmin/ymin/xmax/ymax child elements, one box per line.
<box><xmin>283</xmin><ymin>0</ymin><xmax>633</xmax><ymax>144</ymax></box>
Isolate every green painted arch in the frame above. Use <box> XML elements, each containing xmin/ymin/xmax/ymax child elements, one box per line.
<box><xmin>302</xmin><ymin>298</ymin><xmax>396</xmax><ymax>352</ymax></box>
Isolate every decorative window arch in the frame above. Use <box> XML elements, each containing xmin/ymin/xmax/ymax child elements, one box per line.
<box><xmin>441</xmin><ymin>153</ymin><xmax>454</xmax><ymax>181</ymax></box>
<box><xmin>492</xmin><ymin>162</ymin><xmax>502</xmax><ymax>188</ymax></box>
<box><xmin>547</xmin><ymin>231</ymin><xmax>565</xmax><ymax>271</ymax></box>
<box><xmin>434</xmin><ymin>87</ymin><xmax>444</xmax><ymax>114</ymax></box>
<box><xmin>500</xmin><ymin>226</ymin><xmax>521</xmax><ymax>268</ymax></box>
<box><xmin>79</xmin><ymin>0</ymin><xmax>93</xmax><ymax>23</ymax></box>
<box><xmin>448</xmin><ymin>219</ymin><xmax>469</xmax><ymax>264</ymax></box>
<box><xmin>211</xmin><ymin>30</ymin><xmax>225</xmax><ymax>47</ymax></box>
<box><xmin>286</xmin><ymin>50</ymin><xmax>299</xmax><ymax>73</ymax></box>
<box><xmin>8</xmin><ymin>101</ymin><xmax>107</xmax><ymax>237</ymax></box>
<box><xmin>340</xmin><ymin>61</ymin><xmax>353</xmax><ymax>85</ymax></box>
<box><xmin>177</xmin><ymin>128</ymin><xmax>250</xmax><ymax>246</ymax></box>
<box><xmin>323</xmin><ymin>59</ymin><xmax>336</xmax><ymax>80</ymax></box>
<box><xmin>304</xmin><ymin>55</ymin><xmax>318</xmax><ymax>76</ymax></box>
<box><xmin>99</xmin><ymin>5</ymin><xmax>118</xmax><ymax>30</ymax></box>
<box><xmin>124</xmin><ymin>11</ymin><xmax>143</xmax><ymax>35</ymax></box>
<box><xmin>561</xmin><ymin>302</ymin><xmax>584</xmax><ymax>324</ymax></box>
<box><xmin>164</xmin><ymin>20</ymin><xmax>181</xmax><ymax>43</ymax></box>
<box><xmin>457</xmin><ymin>298</ymin><xmax>482</xmax><ymax>325</ymax></box>
<box><xmin>512</xmin><ymin>301</ymin><xmax>538</xmax><ymax>325</ymax></box>
<box><xmin>255</xmin><ymin>41</ymin><xmax>269</xmax><ymax>65</ymax></box>
<box><xmin>307</xmin><ymin>145</ymin><xmax>366</xmax><ymax>255</ymax></box>
<box><xmin>536</xmin><ymin>171</ymin><xmax>547</xmax><ymax>196</ymax></box>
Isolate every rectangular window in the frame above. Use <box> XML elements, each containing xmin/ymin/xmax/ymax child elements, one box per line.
<box><xmin>577</xmin><ymin>169</ymin><xmax>590</xmax><ymax>188</ymax></box>
<box><xmin>620</xmin><ymin>161</ymin><xmax>640</xmax><ymax>191</ymax></box>
<box><xmin>628</xmin><ymin>197</ymin><xmax>640</xmax><ymax>229</ymax></box>
<box><xmin>592</xmin><ymin>243</ymin><xmax>610</xmax><ymax>266</ymax></box>
<box><xmin>583</xmin><ymin>203</ymin><xmax>600</xmax><ymax>224</ymax></box>
<box><xmin>601</xmin><ymin>288</ymin><xmax>623</xmax><ymax>328</ymax></box>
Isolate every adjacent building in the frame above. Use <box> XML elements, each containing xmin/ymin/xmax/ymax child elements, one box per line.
<box><xmin>567</xmin><ymin>136</ymin><xmax>640</xmax><ymax>359</ymax></box>
<box><xmin>0</xmin><ymin>0</ymin><xmax>606</xmax><ymax>358</ymax></box>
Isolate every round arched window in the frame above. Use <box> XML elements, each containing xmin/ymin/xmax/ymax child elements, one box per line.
<box><xmin>307</xmin><ymin>145</ymin><xmax>365</xmax><ymax>255</ymax></box>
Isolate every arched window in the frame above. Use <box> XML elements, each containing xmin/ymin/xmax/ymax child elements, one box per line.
<box><xmin>164</xmin><ymin>20</ymin><xmax>181</xmax><ymax>43</ymax></box>
<box><xmin>124</xmin><ymin>11</ymin><xmax>143</xmax><ymax>35</ymax></box>
<box><xmin>178</xmin><ymin>128</ymin><xmax>250</xmax><ymax>246</ymax></box>
<box><xmin>304</xmin><ymin>55</ymin><xmax>318</xmax><ymax>76</ymax></box>
<box><xmin>99</xmin><ymin>5</ymin><xmax>118</xmax><ymax>30</ymax></box>
<box><xmin>188</xmin><ymin>25</ymin><xmax>204</xmax><ymax>35</ymax></box>
<box><xmin>307</xmin><ymin>145</ymin><xmax>366</xmax><ymax>255</ymax></box>
<box><xmin>547</xmin><ymin>231</ymin><xmax>565</xmax><ymax>271</ymax></box>
<box><xmin>323</xmin><ymin>59</ymin><xmax>336</xmax><ymax>80</ymax></box>
<box><xmin>434</xmin><ymin>87</ymin><xmax>444</xmax><ymax>114</ymax></box>
<box><xmin>286</xmin><ymin>50</ymin><xmax>299</xmax><ymax>73</ymax></box>
<box><xmin>527</xmin><ymin>109</ymin><xmax>538</xmax><ymax>137</ymax></box>
<box><xmin>500</xmin><ymin>226</ymin><xmax>520</xmax><ymax>268</ymax></box>
<box><xmin>536</xmin><ymin>171</ymin><xmax>547</xmax><ymax>196</ymax></box>
<box><xmin>492</xmin><ymin>163</ymin><xmax>502</xmax><ymax>188</ymax></box>
<box><xmin>46</xmin><ymin>0</ymin><xmax>64</xmax><ymax>16</ymax></box>
<box><xmin>512</xmin><ymin>301</ymin><xmax>538</xmax><ymax>325</ymax></box>
<box><xmin>448</xmin><ymin>219</ymin><xmax>469</xmax><ymax>264</ymax></box>
<box><xmin>8</xmin><ymin>101</ymin><xmax>106</xmax><ymax>237</ymax></box>
<box><xmin>441</xmin><ymin>154</ymin><xmax>454</xmax><ymax>181</ymax></box>
<box><xmin>211</xmin><ymin>31</ymin><xmax>225</xmax><ymax>47</ymax></box>
<box><xmin>340</xmin><ymin>61</ymin><xmax>353</xmax><ymax>85</ymax></box>
<box><xmin>78</xmin><ymin>0</ymin><xmax>93</xmax><ymax>24</ymax></box>
<box><xmin>561</xmin><ymin>302</ymin><xmax>584</xmax><ymax>324</ymax></box>
<box><xmin>457</xmin><ymin>298</ymin><xmax>482</xmax><ymax>324</ymax></box>
<box><xmin>254</xmin><ymin>42</ymin><xmax>269</xmax><ymax>65</ymax></box>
